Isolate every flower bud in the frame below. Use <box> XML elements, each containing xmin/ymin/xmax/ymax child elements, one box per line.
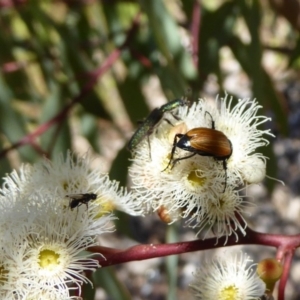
<box><xmin>257</xmin><ymin>258</ymin><xmax>283</xmax><ymax>293</ymax></box>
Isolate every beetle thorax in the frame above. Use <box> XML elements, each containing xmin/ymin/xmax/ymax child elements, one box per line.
<box><xmin>177</xmin><ymin>137</ymin><xmax>192</xmax><ymax>151</ymax></box>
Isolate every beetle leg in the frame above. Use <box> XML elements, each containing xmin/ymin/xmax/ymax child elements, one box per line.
<box><xmin>162</xmin><ymin>133</ymin><xmax>183</xmax><ymax>172</ymax></box>
<box><xmin>171</xmin><ymin>152</ymin><xmax>197</xmax><ymax>169</ymax></box>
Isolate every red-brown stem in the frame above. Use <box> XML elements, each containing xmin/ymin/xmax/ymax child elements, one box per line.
<box><xmin>86</xmin><ymin>227</ymin><xmax>300</xmax><ymax>300</ymax></box>
<box><xmin>278</xmin><ymin>249</ymin><xmax>294</xmax><ymax>300</ymax></box>
<box><xmin>88</xmin><ymin>227</ymin><xmax>300</xmax><ymax>267</ymax></box>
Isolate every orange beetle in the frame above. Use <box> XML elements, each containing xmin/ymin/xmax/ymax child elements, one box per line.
<box><xmin>165</xmin><ymin>112</ymin><xmax>232</xmax><ymax>191</ymax></box>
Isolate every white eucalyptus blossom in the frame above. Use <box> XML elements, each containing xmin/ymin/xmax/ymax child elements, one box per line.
<box><xmin>211</xmin><ymin>94</ymin><xmax>273</xmax><ymax>184</ymax></box>
<box><xmin>187</xmin><ymin>187</ymin><xmax>254</xmax><ymax>243</ymax></box>
<box><xmin>0</xmin><ymin>189</ymin><xmax>114</xmax><ymax>298</ymax></box>
<box><xmin>0</xmin><ymin>241</ymin><xmax>32</xmax><ymax>300</ymax></box>
<box><xmin>190</xmin><ymin>252</ymin><xmax>266</xmax><ymax>300</ymax></box>
<box><xmin>3</xmin><ymin>151</ymin><xmax>143</xmax><ymax>216</ymax></box>
<box><xmin>0</xmin><ymin>164</ymin><xmax>33</xmax><ymax>198</ymax></box>
<box><xmin>129</xmin><ymin>94</ymin><xmax>273</xmax><ymax>240</ymax></box>
<box><xmin>0</xmin><ymin>151</ymin><xmax>135</xmax><ymax>298</ymax></box>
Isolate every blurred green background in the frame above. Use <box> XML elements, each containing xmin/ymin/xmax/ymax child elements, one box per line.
<box><xmin>0</xmin><ymin>0</ymin><xmax>299</xmax><ymax>299</ymax></box>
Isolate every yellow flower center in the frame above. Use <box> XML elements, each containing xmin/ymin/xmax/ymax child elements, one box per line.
<box><xmin>94</xmin><ymin>198</ymin><xmax>116</xmax><ymax>218</ymax></box>
<box><xmin>187</xmin><ymin>170</ymin><xmax>206</xmax><ymax>187</ymax></box>
<box><xmin>221</xmin><ymin>285</ymin><xmax>239</xmax><ymax>300</ymax></box>
<box><xmin>39</xmin><ymin>249</ymin><xmax>60</xmax><ymax>271</ymax></box>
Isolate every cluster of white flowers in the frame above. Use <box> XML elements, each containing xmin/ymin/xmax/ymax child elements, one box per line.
<box><xmin>129</xmin><ymin>94</ymin><xmax>273</xmax><ymax>241</ymax></box>
<box><xmin>190</xmin><ymin>251</ymin><xmax>266</xmax><ymax>299</ymax></box>
<box><xmin>0</xmin><ymin>151</ymin><xmax>141</xmax><ymax>299</ymax></box>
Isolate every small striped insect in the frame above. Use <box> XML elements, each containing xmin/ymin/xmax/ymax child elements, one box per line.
<box><xmin>66</xmin><ymin>193</ymin><xmax>97</xmax><ymax>210</ymax></box>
